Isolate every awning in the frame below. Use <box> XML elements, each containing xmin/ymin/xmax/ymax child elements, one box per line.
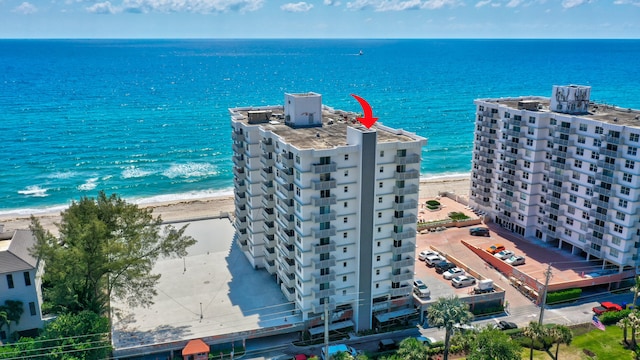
<box><xmin>308</xmin><ymin>320</ymin><xmax>354</xmax><ymax>336</ymax></box>
<box><xmin>375</xmin><ymin>308</ymin><xmax>417</xmax><ymax>323</ymax></box>
<box><xmin>182</xmin><ymin>339</ymin><xmax>210</xmax><ymax>356</ymax></box>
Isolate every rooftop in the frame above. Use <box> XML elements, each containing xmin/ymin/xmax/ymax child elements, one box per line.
<box><xmin>231</xmin><ymin>106</ymin><xmax>422</xmax><ymax>149</ymax></box>
<box><xmin>482</xmin><ymin>97</ymin><xmax>640</xmax><ymax>127</ymax></box>
<box><xmin>0</xmin><ymin>230</ymin><xmax>38</xmax><ymax>274</ymax></box>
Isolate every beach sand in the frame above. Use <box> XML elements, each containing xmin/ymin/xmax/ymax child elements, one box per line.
<box><xmin>0</xmin><ymin>175</ymin><xmax>470</xmax><ymax>233</ymax></box>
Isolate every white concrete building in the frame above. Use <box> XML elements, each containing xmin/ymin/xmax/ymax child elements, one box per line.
<box><xmin>470</xmin><ymin>85</ymin><xmax>640</xmax><ymax>273</ymax></box>
<box><xmin>0</xmin><ymin>226</ymin><xmax>44</xmax><ymax>341</ymax></box>
<box><xmin>230</xmin><ymin>92</ymin><xmax>427</xmax><ymax>332</ymax></box>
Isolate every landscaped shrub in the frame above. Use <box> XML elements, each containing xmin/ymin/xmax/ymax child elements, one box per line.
<box><xmin>426</xmin><ymin>200</ymin><xmax>441</xmax><ymax>206</ymax></box>
<box><xmin>599</xmin><ymin>309</ymin><xmax>632</xmax><ymax>325</ymax></box>
<box><xmin>448</xmin><ymin>212</ymin><xmax>470</xmax><ymax>221</ymax></box>
<box><xmin>545</xmin><ymin>288</ymin><xmax>582</xmax><ymax>304</ymax></box>
<box><xmin>471</xmin><ymin>304</ymin><xmax>504</xmax><ymax>316</ymax></box>
<box><xmin>513</xmin><ymin>335</ymin><xmax>553</xmax><ymax>351</ymax></box>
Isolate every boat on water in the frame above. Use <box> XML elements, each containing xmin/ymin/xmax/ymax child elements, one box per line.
<box><xmin>358</xmin><ymin>50</ymin><xmax>363</xmax><ymax>56</ymax></box>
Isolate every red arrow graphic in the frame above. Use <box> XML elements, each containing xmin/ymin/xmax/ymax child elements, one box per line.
<box><xmin>351</xmin><ymin>94</ymin><xmax>378</xmax><ymax>129</ymax></box>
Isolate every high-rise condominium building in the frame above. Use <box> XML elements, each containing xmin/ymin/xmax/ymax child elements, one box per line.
<box><xmin>230</xmin><ymin>93</ymin><xmax>426</xmax><ymax>331</ymax></box>
<box><xmin>470</xmin><ymin>85</ymin><xmax>640</xmax><ymax>273</ymax></box>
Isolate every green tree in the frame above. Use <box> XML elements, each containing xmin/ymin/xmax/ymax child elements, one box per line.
<box><xmin>0</xmin><ymin>337</ymin><xmax>38</xmax><ymax>359</ymax></box>
<box><xmin>523</xmin><ymin>321</ymin><xmax>547</xmax><ymax>360</ymax></box>
<box><xmin>40</xmin><ymin>311</ymin><xmax>111</xmax><ymax>360</ymax></box>
<box><xmin>331</xmin><ymin>351</ymin><xmax>354</xmax><ymax>360</ymax></box>
<box><xmin>0</xmin><ymin>300</ymin><xmax>24</xmax><ymax>341</ymax></box>
<box><xmin>426</xmin><ymin>296</ymin><xmax>474</xmax><ymax>360</ymax></box>
<box><xmin>466</xmin><ymin>326</ymin><xmax>520</xmax><ymax>360</ymax></box>
<box><xmin>396</xmin><ymin>337</ymin><xmax>428</xmax><ymax>360</ymax></box>
<box><xmin>549</xmin><ymin>324</ymin><xmax>572</xmax><ymax>360</ymax></box>
<box><xmin>619</xmin><ymin>316</ymin><xmax>632</xmax><ymax>346</ymax></box>
<box><xmin>629</xmin><ymin>310</ymin><xmax>640</xmax><ymax>348</ymax></box>
<box><xmin>30</xmin><ymin>191</ymin><xmax>196</xmax><ymax>315</ymax></box>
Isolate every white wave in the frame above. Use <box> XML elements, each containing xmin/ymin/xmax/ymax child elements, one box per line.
<box><xmin>121</xmin><ymin>166</ymin><xmax>154</xmax><ymax>179</ymax></box>
<box><xmin>0</xmin><ymin>204</ymin><xmax>69</xmax><ymax>217</ymax></box>
<box><xmin>132</xmin><ymin>188</ymin><xmax>234</xmax><ymax>206</ymax></box>
<box><xmin>48</xmin><ymin>171</ymin><xmax>78</xmax><ymax>180</ymax></box>
<box><xmin>78</xmin><ymin>177</ymin><xmax>99</xmax><ymax>191</ymax></box>
<box><xmin>17</xmin><ymin>186</ymin><xmax>49</xmax><ymax>197</ymax></box>
<box><xmin>420</xmin><ymin>172</ymin><xmax>472</xmax><ymax>182</ymax></box>
<box><xmin>162</xmin><ymin>162</ymin><xmax>218</xmax><ymax>179</ymax></box>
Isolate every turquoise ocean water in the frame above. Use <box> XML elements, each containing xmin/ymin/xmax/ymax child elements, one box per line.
<box><xmin>1</xmin><ymin>39</ymin><xmax>640</xmax><ymax>214</ymax></box>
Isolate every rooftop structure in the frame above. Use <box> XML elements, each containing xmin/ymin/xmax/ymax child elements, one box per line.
<box><xmin>231</xmin><ymin>92</ymin><xmax>427</xmax><ymax>333</ymax></box>
<box><xmin>470</xmin><ymin>85</ymin><xmax>640</xmax><ymax>273</ymax></box>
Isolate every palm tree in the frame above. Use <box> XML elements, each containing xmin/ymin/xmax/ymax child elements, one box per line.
<box><xmin>426</xmin><ymin>295</ymin><xmax>474</xmax><ymax>360</ymax></box>
<box><xmin>629</xmin><ymin>310</ymin><xmax>640</xmax><ymax>348</ymax></box>
<box><xmin>0</xmin><ymin>300</ymin><xmax>23</xmax><ymax>341</ymax></box>
<box><xmin>523</xmin><ymin>321</ymin><xmax>546</xmax><ymax>360</ymax></box>
<box><xmin>397</xmin><ymin>337</ymin><xmax>429</xmax><ymax>360</ymax></box>
<box><xmin>549</xmin><ymin>325</ymin><xmax>572</xmax><ymax>360</ymax></box>
<box><xmin>0</xmin><ymin>310</ymin><xmax>9</xmax><ymax>338</ymax></box>
<box><xmin>618</xmin><ymin>316</ymin><xmax>632</xmax><ymax>346</ymax></box>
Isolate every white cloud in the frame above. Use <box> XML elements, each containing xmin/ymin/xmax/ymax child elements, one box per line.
<box><xmin>346</xmin><ymin>0</ymin><xmax>375</xmax><ymax>10</ymax></box>
<box><xmin>281</xmin><ymin>1</ymin><xmax>313</xmax><ymax>11</ymax></box>
<box><xmin>115</xmin><ymin>0</ymin><xmax>264</xmax><ymax>13</ymax></box>
<box><xmin>614</xmin><ymin>0</ymin><xmax>640</xmax><ymax>5</ymax></box>
<box><xmin>505</xmin><ymin>0</ymin><xmax>522</xmax><ymax>7</ymax></box>
<box><xmin>12</xmin><ymin>1</ymin><xmax>37</xmax><ymax>14</ymax></box>
<box><xmin>377</xmin><ymin>0</ymin><xmax>421</xmax><ymax>11</ymax></box>
<box><xmin>86</xmin><ymin>1</ymin><xmax>119</xmax><ymax>13</ymax></box>
<box><xmin>421</xmin><ymin>0</ymin><xmax>461</xmax><ymax>9</ymax></box>
<box><xmin>346</xmin><ymin>0</ymin><xmax>459</xmax><ymax>10</ymax></box>
<box><xmin>475</xmin><ymin>0</ymin><xmax>491</xmax><ymax>7</ymax></box>
<box><xmin>561</xmin><ymin>0</ymin><xmax>590</xmax><ymax>8</ymax></box>
<box><xmin>323</xmin><ymin>0</ymin><xmax>341</xmax><ymax>5</ymax></box>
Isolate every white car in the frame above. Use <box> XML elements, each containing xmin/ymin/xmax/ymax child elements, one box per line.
<box><xmin>413</xmin><ymin>279</ymin><xmax>431</xmax><ymax>298</ymax></box>
<box><xmin>419</xmin><ymin>249</ymin><xmax>439</xmax><ymax>261</ymax></box>
<box><xmin>494</xmin><ymin>250</ymin><xmax>514</xmax><ymax>260</ymax></box>
<box><xmin>506</xmin><ymin>255</ymin><xmax>526</xmax><ymax>266</ymax></box>
<box><xmin>425</xmin><ymin>254</ymin><xmax>446</xmax><ymax>267</ymax></box>
<box><xmin>443</xmin><ymin>267</ymin><xmax>465</xmax><ymax>280</ymax></box>
<box><xmin>451</xmin><ymin>275</ymin><xmax>476</xmax><ymax>288</ymax></box>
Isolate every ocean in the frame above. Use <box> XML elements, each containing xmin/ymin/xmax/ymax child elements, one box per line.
<box><xmin>1</xmin><ymin>39</ymin><xmax>640</xmax><ymax>215</ymax></box>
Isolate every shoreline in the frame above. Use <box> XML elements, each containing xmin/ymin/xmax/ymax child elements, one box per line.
<box><xmin>0</xmin><ymin>174</ymin><xmax>470</xmax><ymax>233</ymax></box>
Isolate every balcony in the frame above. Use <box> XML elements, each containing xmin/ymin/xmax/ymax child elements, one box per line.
<box><xmin>392</xmin><ymin>229</ymin><xmax>416</xmax><ymax>241</ymax></box>
<box><xmin>313</xmin><ymin>195</ymin><xmax>337</xmax><ymax>207</ymax></box>
<box><xmin>600</xmin><ymin>148</ymin><xmax>619</xmax><ymax>158</ymax></box>
<box><xmin>391</xmin><ymin>241</ymin><xmax>415</xmax><ymax>256</ymax></box>
<box><xmin>313</xmin><ymin>257</ymin><xmax>336</xmax><ymax>269</ymax></box>
<box><xmin>232</xmin><ymin>155</ymin><xmax>245</xmax><ymax>168</ymax></box>
<box><xmin>557</xmin><ymin>126</ymin><xmax>576</xmax><ymax>135</ymax></box>
<box><xmin>312</xmin><ymin>300</ymin><xmax>336</xmax><ymax>314</ymax></box>
<box><xmin>278</xmin><ymin>229</ymin><xmax>295</xmax><ymax>245</ymax></box>
<box><xmin>278</xmin><ymin>170</ymin><xmax>294</xmax><ymax>183</ymax></box>
<box><xmin>595</xmin><ymin>172</ymin><xmax>614</xmax><ymax>183</ymax></box>
<box><xmin>275</xmin><ymin>199</ymin><xmax>294</xmax><ymax>215</ymax></box>
<box><xmin>547</xmin><ymin>184</ymin><xmax>562</xmax><ymax>193</ymax></box>
<box><xmin>313</xmin><ymin>179</ymin><xmax>337</xmax><ymax>191</ymax></box>
<box><xmin>261</xmin><ymin>181</ymin><xmax>274</xmax><ymax>193</ymax></box>
<box><xmin>262</xmin><ymin>196</ymin><xmax>275</xmax><ymax>208</ymax></box>
<box><xmin>263</xmin><ymin>247</ymin><xmax>277</xmax><ymax>261</ymax></box>
<box><xmin>235</xmin><ymin>181</ymin><xmax>247</xmax><ymax>193</ymax></box>
<box><xmin>261</xmin><ymin>140</ymin><xmax>275</xmax><ymax>152</ymax></box>
<box><xmin>313</xmin><ymin>226</ymin><xmax>337</xmax><ymax>239</ymax></box>
<box><xmin>279</xmin><ymin>154</ymin><xmax>294</xmax><ymax>168</ymax></box>
<box><xmin>313</xmin><ymin>286</ymin><xmax>336</xmax><ymax>298</ymax></box>
<box><xmin>233</xmin><ymin>167</ymin><xmax>246</xmax><ymax>178</ymax></box>
<box><xmin>592</xmin><ymin>198</ymin><xmax>609</xmax><ymax>209</ymax></box>
<box><xmin>277</xmin><ymin>183</ymin><xmax>293</xmax><ymax>198</ymax></box>
<box><xmin>280</xmin><ymin>271</ymin><xmax>296</xmax><ymax>288</ymax></box>
<box><xmin>594</xmin><ymin>186</ymin><xmax>612</xmax><ymax>197</ymax></box>
<box><xmin>260</xmin><ymin>167</ymin><xmax>274</xmax><ymax>181</ymax></box>
<box><xmin>260</xmin><ymin>153</ymin><xmax>275</xmax><ymax>167</ymax></box>
<box><xmin>596</xmin><ymin>160</ymin><xmax>616</xmax><ymax>171</ymax></box>
<box><xmin>392</xmin><ymin>215</ymin><xmax>417</xmax><ymax>226</ymax></box>
<box><xmin>395</xmin><ymin>154</ymin><xmax>420</xmax><ymax>165</ymax></box>
<box><xmin>393</xmin><ymin>200</ymin><xmax>418</xmax><ymax>211</ymax></box>
<box><xmin>548</xmin><ymin>172</ymin><xmax>567</xmax><ymax>181</ymax></box>
<box><xmin>313</xmin><ymin>271</ymin><xmax>336</xmax><ymax>284</ymax></box>
<box><xmin>392</xmin><ymin>257</ymin><xmax>414</xmax><ymax>269</ymax></box>
<box><xmin>262</xmin><ymin>221</ymin><xmax>276</xmax><ymax>236</ymax></box>
<box><xmin>275</xmin><ymin>215</ymin><xmax>294</xmax><ymax>229</ymax></box>
<box><xmin>602</xmin><ymin>134</ymin><xmax>622</xmax><ymax>145</ymax></box>
<box><xmin>231</xmin><ymin>131</ymin><xmax>245</xmax><ymax>142</ymax></box>
<box><xmin>235</xmin><ymin>206</ymin><xmax>247</xmax><ymax>218</ymax></box>
<box><xmin>262</xmin><ymin>207</ymin><xmax>275</xmax><ymax>222</ymax></box>
<box><xmin>550</xmin><ymin>160</ymin><xmax>567</xmax><ymax>170</ymax></box>
<box><xmin>314</xmin><ymin>241</ymin><xmax>337</xmax><ymax>254</ymax></box>
<box><xmin>393</xmin><ymin>185</ymin><xmax>418</xmax><ymax>196</ymax></box>
<box><xmin>389</xmin><ymin>286</ymin><xmax>411</xmax><ymax>297</ymax></box>
<box><xmin>239</xmin><ymin>239</ymin><xmax>249</xmax><ymax>252</ymax></box>
<box><xmin>232</xmin><ymin>143</ymin><xmax>244</xmax><ymax>154</ymax></box>
<box><xmin>265</xmin><ymin>260</ymin><xmax>276</xmax><ymax>274</ymax></box>
<box><xmin>281</xmin><ymin>283</ymin><xmax>296</xmax><ymax>302</ymax></box>
<box><xmin>313</xmin><ymin>162</ymin><xmax>337</xmax><ymax>174</ymax></box>
<box><xmin>312</xmin><ymin>210</ymin><xmax>337</xmax><ymax>223</ymax></box>
<box><xmin>280</xmin><ymin>258</ymin><xmax>296</xmax><ymax>274</ymax></box>
<box><xmin>395</xmin><ymin>169</ymin><xmax>420</xmax><ymax>180</ymax></box>
<box><xmin>279</xmin><ymin>244</ymin><xmax>295</xmax><ymax>259</ymax></box>
<box><xmin>391</xmin><ymin>271</ymin><xmax>413</xmax><ymax>282</ymax></box>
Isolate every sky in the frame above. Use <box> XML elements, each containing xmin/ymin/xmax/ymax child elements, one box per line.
<box><xmin>1</xmin><ymin>0</ymin><xmax>639</xmax><ymax>38</ymax></box>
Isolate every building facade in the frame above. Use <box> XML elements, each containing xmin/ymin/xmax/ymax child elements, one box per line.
<box><xmin>230</xmin><ymin>93</ymin><xmax>426</xmax><ymax>331</ymax></box>
<box><xmin>470</xmin><ymin>85</ymin><xmax>640</xmax><ymax>273</ymax></box>
<box><xmin>0</xmin><ymin>226</ymin><xmax>45</xmax><ymax>341</ymax></box>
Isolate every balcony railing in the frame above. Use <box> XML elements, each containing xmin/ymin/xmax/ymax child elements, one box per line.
<box><xmin>395</xmin><ymin>169</ymin><xmax>420</xmax><ymax>180</ymax></box>
<box><xmin>392</xmin><ymin>229</ymin><xmax>416</xmax><ymax>241</ymax></box>
<box><xmin>262</xmin><ymin>208</ymin><xmax>275</xmax><ymax>222</ymax></box>
<box><xmin>395</xmin><ymin>154</ymin><xmax>420</xmax><ymax>165</ymax></box>
<box><xmin>312</xmin><ymin>210</ymin><xmax>337</xmax><ymax>223</ymax></box>
<box><xmin>313</xmin><ymin>287</ymin><xmax>336</xmax><ymax>298</ymax></box>
<box><xmin>313</xmin><ymin>162</ymin><xmax>337</xmax><ymax>174</ymax></box>
<box><xmin>314</xmin><ymin>241</ymin><xmax>337</xmax><ymax>254</ymax></box>
<box><xmin>232</xmin><ymin>155</ymin><xmax>245</xmax><ymax>167</ymax></box>
<box><xmin>278</xmin><ymin>229</ymin><xmax>295</xmax><ymax>245</ymax></box>
<box><xmin>312</xmin><ymin>300</ymin><xmax>336</xmax><ymax>314</ymax></box>
<box><xmin>313</xmin><ymin>272</ymin><xmax>336</xmax><ymax>284</ymax></box>
<box><xmin>389</xmin><ymin>286</ymin><xmax>411</xmax><ymax>297</ymax></box>
<box><xmin>260</xmin><ymin>153</ymin><xmax>275</xmax><ymax>166</ymax></box>
<box><xmin>313</xmin><ymin>226</ymin><xmax>337</xmax><ymax>239</ymax></box>
<box><xmin>392</xmin><ymin>258</ymin><xmax>414</xmax><ymax>269</ymax></box>
<box><xmin>313</xmin><ymin>257</ymin><xmax>336</xmax><ymax>269</ymax></box>
<box><xmin>263</xmin><ymin>247</ymin><xmax>276</xmax><ymax>261</ymax></box>
<box><xmin>261</xmin><ymin>181</ymin><xmax>274</xmax><ymax>193</ymax></box>
<box><xmin>393</xmin><ymin>200</ymin><xmax>418</xmax><ymax>211</ymax></box>
<box><xmin>313</xmin><ymin>195</ymin><xmax>337</xmax><ymax>207</ymax></box>
<box><xmin>261</xmin><ymin>196</ymin><xmax>275</xmax><ymax>208</ymax></box>
<box><xmin>391</xmin><ymin>242</ymin><xmax>415</xmax><ymax>256</ymax></box>
<box><xmin>231</xmin><ymin>131</ymin><xmax>245</xmax><ymax>142</ymax></box>
<box><xmin>279</xmin><ymin>154</ymin><xmax>294</xmax><ymax>167</ymax></box>
<box><xmin>393</xmin><ymin>185</ymin><xmax>418</xmax><ymax>196</ymax></box>
<box><xmin>393</xmin><ymin>215</ymin><xmax>417</xmax><ymax>226</ymax></box>
<box><xmin>313</xmin><ymin>179</ymin><xmax>337</xmax><ymax>191</ymax></box>
<box><xmin>391</xmin><ymin>272</ymin><xmax>413</xmax><ymax>282</ymax></box>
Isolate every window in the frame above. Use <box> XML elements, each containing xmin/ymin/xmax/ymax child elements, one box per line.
<box><xmin>6</xmin><ymin>275</ymin><xmax>14</xmax><ymax>289</ymax></box>
<box><xmin>529</xmin><ymin>116</ymin><xmax>536</xmax><ymax>124</ymax></box>
<box><xmin>375</xmin><ymin>283</ymin><xmax>379</xmax><ymax>289</ymax></box>
<box><xmin>623</xmin><ymin>173</ymin><xmax>633</xmax><ymax>182</ymax></box>
<box><xmin>619</xmin><ymin>199</ymin><xmax>628</xmax><ymax>208</ymax></box>
<box><xmin>566</xmin><ymin>218</ymin><xmax>574</xmax><ymax>226</ymax></box>
<box><xmin>571</xmin><ymin>184</ymin><xmax>578</xmax><ymax>192</ymax></box>
<box><xmin>376</xmin><ymin>255</ymin><xmax>381</xmax><ymax>261</ymax></box>
<box><xmin>377</xmin><ymin>227</ymin><xmax>381</xmax><ymax>233</ymax></box>
<box><xmin>550</xmin><ymin>118</ymin><xmax>556</xmax><ymax>125</ymax></box>
<box><xmin>343</xmin><ymin>276</ymin><xmax>347</xmax><ymax>282</ymax></box>
<box><xmin>524</xmin><ymin>160</ymin><xmax>531</xmax><ymax>168</ymax></box>
<box><xmin>526</xmin><ymin>139</ymin><xmax>533</xmax><ymax>146</ymax></box>
<box><xmin>564</xmin><ymin>229</ymin><xmax>572</xmax><ymax>236</ymax></box>
<box><xmin>29</xmin><ymin>302</ymin><xmax>36</xmax><ymax>316</ymax></box>
<box><xmin>344</xmin><ymin>154</ymin><xmax>349</xmax><ymax>160</ymax></box>
<box><xmin>610</xmin><ymin>248</ymin><xmax>619</xmax><ymax>258</ymax></box>
<box><xmin>378</xmin><ymin>197</ymin><xmax>383</xmax><ymax>203</ymax></box>
<box><xmin>521</xmin><ymin>183</ymin><xmax>528</xmax><ymax>190</ymax></box>
<box><xmin>629</xmin><ymin>147</ymin><xmax>638</xmax><ymax>156</ymax></box>
<box><xmin>587</xmin><ymin>176</ymin><xmax>596</xmax><ymax>184</ymax></box>
<box><xmin>631</xmin><ymin>133</ymin><xmax>640</xmax><ymax>142</ymax></box>
<box><xmin>343</xmin><ymin>232</ymin><xmax>348</xmax><ymax>238</ymax></box>
<box><xmin>344</xmin><ymin>186</ymin><xmax>348</xmax><ymax>193</ymax></box>
<box><xmin>378</xmin><ymin>212</ymin><xmax>382</xmax><ymax>218</ymax></box>
<box><xmin>576</xmin><ymin>148</ymin><xmax>584</xmax><ymax>156</ymax></box>
<box><xmin>577</xmin><ymin>136</ymin><xmax>586</xmax><ymax>144</ymax></box>
<box><xmin>614</xmin><ymin>224</ymin><xmax>624</xmax><ymax>234</ymax></box>
<box><xmin>589</xmin><ymin>163</ymin><xmax>598</xmax><ymax>172</ymax></box>
<box><xmin>593</xmin><ymin>139</ymin><xmax>601</xmax><ymax>147</ymax></box>
<box><xmin>523</xmin><ymin>172</ymin><xmax>529</xmax><ymax>180</ymax></box>
<box><xmin>380</xmin><ymin>150</ymin><xmax>384</xmax><ymax>157</ymax></box>
<box><xmin>343</xmin><ymin>201</ymin><xmax>348</xmax><ymax>208</ymax></box>
<box><xmin>343</xmin><ymin>217</ymin><xmax>348</xmax><ymax>223</ymax></box>
<box><xmin>379</xmin><ymin>166</ymin><xmax>384</xmax><ymax>173</ymax></box>
<box><xmin>574</xmin><ymin>160</ymin><xmax>582</xmax><ymax>168</ymax></box>
<box><xmin>569</xmin><ymin>194</ymin><xmax>577</xmax><ymax>203</ymax></box>
<box><xmin>567</xmin><ymin>206</ymin><xmax>575</xmax><ymax>214</ymax></box>
<box><xmin>579</xmin><ymin>123</ymin><xmax>587</xmax><ymax>131</ymax></box>
<box><xmin>616</xmin><ymin>212</ymin><xmax>626</xmax><ymax>221</ymax></box>
<box><xmin>621</xmin><ymin>186</ymin><xmax>630</xmax><ymax>195</ymax></box>
<box><xmin>344</xmin><ymin>170</ymin><xmax>348</xmax><ymax>177</ymax></box>
<box><xmin>377</xmin><ymin>241</ymin><xmax>381</xmax><ymax>247</ymax></box>
<box><xmin>376</xmin><ymin>269</ymin><xmax>380</xmax><ymax>275</ymax></box>
<box><xmin>344</xmin><ymin>262</ymin><xmax>347</xmax><ymax>267</ymax></box>
<box><xmin>626</xmin><ymin>160</ymin><xmax>635</xmax><ymax>169</ymax></box>
<box><xmin>585</xmin><ymin>188</ymin><xmax>593</xmax><ymax>196</ymax></box>
<box><xmin>23</xmin><ymin>272</ymin><xmax>31</xmax><ymax>286</ymax></box>
<box><xmin>379</xmin><ymin>182</ymin><xmax>383</xmax><ymax>188</ymax></box>
<box><xmin>595</xmin><ymin>126</ymin><xmax>603</xmax><ymax>135</ymax></box>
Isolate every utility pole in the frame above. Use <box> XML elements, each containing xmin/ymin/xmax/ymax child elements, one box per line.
<box><xmin>538</xmin><ymin>264</ymin><xmax>553</xmax><ymax>325</ymax></box>
<box><xmin>324</xmin><ymin>301</ymin><xmax>329</xmax><ymax>360</ymax></box>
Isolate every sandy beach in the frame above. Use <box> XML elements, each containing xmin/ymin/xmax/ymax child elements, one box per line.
<box><xmin>0</xmin><ymin>175</ymin><xmax>470</xmax><ymax>233</ymax></box>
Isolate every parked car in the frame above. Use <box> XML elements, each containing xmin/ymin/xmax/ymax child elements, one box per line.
<box><xmin>486</xmin><ymin>244</ymin><xmax>506</xmax><ymax>254</ymax></box>
<box><xmin>494</xmin><ymin>249</ymin><xmax>514</xmax><ymax>260</ymax></box>
<box><xmin>469</xmin><ymin>227</ymin><xmax>490</xmax><ymax>237</ymax></box>
<box><xmin>425</xmin><ymin>254</ymin><xmax>446</xmax><ymax>267</ymax></box>
<box><xmin>497</xmin><ymin>321</ymin><xmax>518</xmax><ymax>330</ymax></box>
<box><xmin>413</xmin><ymin>279</ymin><xmax>431</xmax><ymax>298</ymax></box>
<box><xmin>434</xmin><ymin>261</ymin><xmax>456</xmax><ymax>274</ymax></box>
<box><xmin>443</xmin><ymin>267</ymin><xmax>465</xmax><ymax>280</ymax></box>
<box><xmin>415</xmin><ymin>336</ymin><xmax>437</xmax><ymax>347</ymax></box>
<box><xmin>378</xmin><ymin>339</ymin><xmax>398</xmax><ymax>351</ymax></box>
<box><xmin>451</xmin><ymin>275</ymin><xmax>476</xmax><ymax>288</ymax></box>
<box><xmin>505</xmin><ymin>255</ymin><xmax>526</xmax><ymax>266</ymax></box>
<box><xmin>592</xmin><ymin>301</ymin><xmax>623</xmax><ymax>315</ymax></box>
<box><xmin>419</xmin><ymin>249</ymin><xmax>440</xmax><ymax>261</ymax></box>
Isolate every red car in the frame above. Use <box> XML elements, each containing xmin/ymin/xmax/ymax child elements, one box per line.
<box><xmin>592</xmin><ymin>301</ymin><xmax>623</xmax><ymax>315</ymax></box>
